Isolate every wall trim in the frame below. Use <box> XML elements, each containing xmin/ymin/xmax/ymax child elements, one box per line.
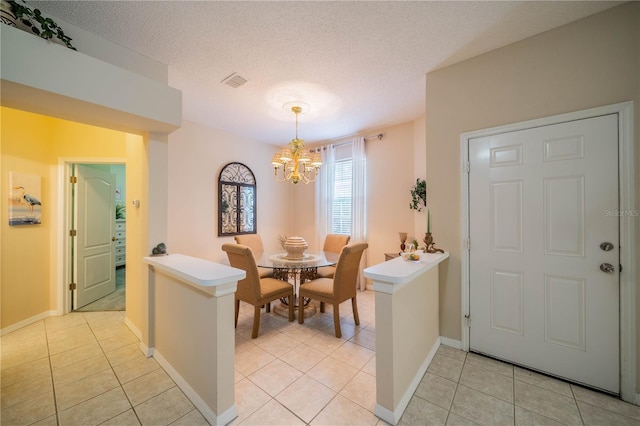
<box><xmin>374</xmin><ymin>337</ymin><xmax>440</xmax><ymax>425</ymax></box>
<box><xmin>440</xmin><ymin>337</ymin><xmax>463</xmax><ymax>350</ymax></box>
<box><xmin>1</xmin><ymin>310</ymin><xmax>56</xmax><ymax>336</ymax></box>
<box><xmin>152</xmin><ymin>349</ymin><xmax>237</xmax><ymax>426</ymax></box>
<box><xmin>459</xmin><ymin>101</ymin><xmax>636</xmax><ymax>403</ymax></box>
<box><xmin>56</xmin><ymin>158</ymin><xmax>127</xmax><ymax>316</ymax></box>
<box><xmin>124</xmin><ymin>316</ymin><xmax>142</xmax><ymax>340</ymax></box>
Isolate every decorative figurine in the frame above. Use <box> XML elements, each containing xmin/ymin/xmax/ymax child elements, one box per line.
<box><xmin>152</xmin><ymin>242</ymin><xmax>167</xmax><ymax>255</ymax></box>
<box><xmin>423</xmin><ymin>232</ymin><xmax>444</xmax><ymax>254</ymax></box>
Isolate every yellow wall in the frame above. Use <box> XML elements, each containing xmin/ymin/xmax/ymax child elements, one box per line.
<box><xmin>1</xmin><ymin>108</ymin><xmax>53</xmax><ymax>326</ymax></box>
<box><xmin>1</xmin><ymin>106</ymin><xmax>144</xmax><ymax>329</ymax></box>
<box><xmin>425</xmin><ymin>2</ymin><xmax>639</xmax><ymax>382</ymax></box>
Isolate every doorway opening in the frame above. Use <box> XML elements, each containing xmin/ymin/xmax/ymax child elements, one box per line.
<box><xmin>64</xmin><ymin>161</ymin><xmax>126</xmax><ymax>312</ymax></box>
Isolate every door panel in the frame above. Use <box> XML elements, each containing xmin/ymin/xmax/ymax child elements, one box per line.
<box><xmin>76</xmin><ymin>165</ymin><xmax>116</xmax><ymax>308</ymax></box>
<box><xmin>469</xmin><ymin>114</ymin><xmax>619</xmax><ymax>393</ymax></box>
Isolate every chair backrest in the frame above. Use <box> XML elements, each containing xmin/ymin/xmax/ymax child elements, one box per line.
<box><xmin>222</xmin><ymin>243</ymin><xmax>261</xmax><ymax>303</ymax></box>
<box><xmin>333</xmin><ymin>242</ymin><xmax>368</xmax><ymax>301</ymax></box>
<box><xmin>234</xmin><ymin>234</ymin><xmax>265</xmax><ymax>254</ymax></box>
<box><xmin>323</xmin><ymin>234</ymin><xmax>350</xmax><ymax>254</ymax></box>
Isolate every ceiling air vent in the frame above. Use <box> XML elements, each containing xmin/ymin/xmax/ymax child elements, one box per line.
<box><xmin>221</xmin><ymin>72</ymin><xmax>247</xmax><ymax>88</ymax></box>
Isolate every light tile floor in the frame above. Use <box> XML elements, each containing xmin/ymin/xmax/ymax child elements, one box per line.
<box><xmin>2</xmin><ymin>290</ymin><xmax>640</xmax><ymax>425</ymax></box>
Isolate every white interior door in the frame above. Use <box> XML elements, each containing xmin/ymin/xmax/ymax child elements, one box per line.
<box><xmin>468</xmin><ymin>114</ymin><xmax>620</xmax><ymax>393</ymax></box>
<box><xmin>75</xmin><ymin>165</ymin><xmax>116</xmax><ymax>309</ymax></box>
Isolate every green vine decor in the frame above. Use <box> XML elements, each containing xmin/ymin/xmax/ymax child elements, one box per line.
<box><xmin>409</xmin><ymin>178</ymin><xmax>427</xmax><ymax>212</ymax></box>
<box><xmin>8</xmin><ymin>0</ymin><xmax>76</xmax><ymax>50</ymax></box>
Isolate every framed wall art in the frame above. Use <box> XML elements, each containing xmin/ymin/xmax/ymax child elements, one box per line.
<box><xmin>9</xmin><ymin>172</ymin><xmax>42</xmax><ymax>225</ymax></box>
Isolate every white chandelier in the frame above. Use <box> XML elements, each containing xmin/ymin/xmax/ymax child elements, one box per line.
<box><xmin>271</xmin><ymin>106</ymin><xmax>322</xmax><ymax>184</ymax></box>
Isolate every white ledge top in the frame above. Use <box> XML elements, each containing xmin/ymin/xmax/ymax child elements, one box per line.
<box><xmin>363</xmin><ymin>252</ymin><xmax>449</xmax><ymax>286</ymax></box>
<box><xmin>144</xmin><ymin>253</ymin><xmax>246</xmax><ymax>288</ymax></box>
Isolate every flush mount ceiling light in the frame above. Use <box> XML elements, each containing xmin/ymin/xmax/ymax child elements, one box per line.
<box><xmin>270</xmin><ymin>105</ymin><xmax>322</xmax><ymax>184</ymax></box>
<box><xmin>265</xmin><ymin>81</ymin><xmax>342</xmax><ymax>121</ymax></box>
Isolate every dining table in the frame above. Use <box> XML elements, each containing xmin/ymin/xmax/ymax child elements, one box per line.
<box><xmin>255</xmin><ymin>250</ymin><xmax>339</xmax><ymax>317</ymax></box>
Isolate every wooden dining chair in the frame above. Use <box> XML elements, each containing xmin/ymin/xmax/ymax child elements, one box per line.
<box><xmin>234</xmin><ymin>234</ymin><xmax>273</xmax><ymax>279</ymax></box>
<box><xmin>298</xmin><ymin>242</ymin><xmax>368</xmax><ymax>338</ymax></box>
<box><xmin>222</xmin><ymin>243</ymin><xmax>294</xmax><ymax>338</ymax></box>
<box><xmin>316</xmin><ymin>234</ymin><xmax>350</xmax><ymax>279</ymax></box>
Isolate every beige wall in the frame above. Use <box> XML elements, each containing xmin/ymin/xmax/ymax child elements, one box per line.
<box><xmin>367</xmin><ymin>121</ymin><xmax>426</xmax><ymax>268</ymax></box>
<box><xmin>293</xmin><ymin>118</ymin><xmax>427</xmax><ymax>275</ymax></box>
<box><xmin>425</xmin><ymin>1</ymin><xmax>639</xmax><ymax>383</ymax></box>
<box><xmin>166</xmin><ymin>120</ymin><xmax>293</xmax><ymax>264</ymax></box>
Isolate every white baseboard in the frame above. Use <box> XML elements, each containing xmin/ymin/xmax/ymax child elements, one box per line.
<box><xmin>440</xmin><ymin>337</ymin><xmax>463</xmax><ymax>350</ymax></box>
<box><xmin>375</xmin><ymin>338</ymin><xmax>441</xmax><ymax>425</ymax></box>
<box><xmin>152</xmin><ymin>349</ymin><xmax>237</xmax><ymax>426</ymax></box>
<box><xmin>139</xmin><ymin>342</ymin><xmax>154</xmax><ymax>358</ymax></box>
<box><xmin>1</xmin><ymin>310</ymin><xmax>56</xmax><ymax>336</ymax></box>
<box><xmin>124</xmin><ymin>316</ymin><xmax>142</xmax><ymax>340</ymax></box>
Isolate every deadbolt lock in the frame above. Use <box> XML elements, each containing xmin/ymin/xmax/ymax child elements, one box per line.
<box><xmin>600</xmin><ymin>242</ymin><xmax>614</xmax><ymax>251</ymax></box>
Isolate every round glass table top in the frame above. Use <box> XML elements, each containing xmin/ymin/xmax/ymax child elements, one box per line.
<box><xmin>255</xmin><ymin>251</ymin><xmax>338</xmax><ymax>269</ymax></box>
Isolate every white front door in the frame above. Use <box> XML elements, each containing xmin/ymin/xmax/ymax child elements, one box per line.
<box><xmin>468</xmin><ymin>114</ymin><xmax>619</xmax><ymax>393</ymax></box>
<box><xmin>75</xmin><ymin>165</ymin><xmax>116</xmax><ymax>309</ymax></box>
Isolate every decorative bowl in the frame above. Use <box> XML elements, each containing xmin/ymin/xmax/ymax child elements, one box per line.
<box><xmin>402</xmin><ymin>252</ymin><xmax>421</xmax><ymax>262</ymax></box>
<box><xmin>283</xmin><ymin>236</ymin><xmax>308</xmax><ymax>260</ymax></box>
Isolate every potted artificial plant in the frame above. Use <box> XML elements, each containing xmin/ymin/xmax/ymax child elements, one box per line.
<box><xmin>4</xmin><ymin>0</ymin><xmax>76</xmax><ymax>50</ymax></box>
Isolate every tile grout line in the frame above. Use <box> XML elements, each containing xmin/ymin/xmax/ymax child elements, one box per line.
<box><xmin>512</xmin><ymin>363</ymin><xmax>516</xmax><ymax>425</ymax></box>
<box><xmin>570</xmin><ymin>384</ymin><xmax>586</xmax><ymax>425</ymax></box>
<box><xmin>42</xmin><ymin>319</ymin><xmax>61</xmax><ymax>426</ymax></box>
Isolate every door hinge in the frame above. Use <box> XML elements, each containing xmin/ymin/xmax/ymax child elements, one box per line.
<box><xmin>69</xmin><ymin>283</ymin><xmax>77</xmax><ymax>290</ymax></box>
<box><xmin>464</xmin><ymin>315</ymin><xmax>471</xmax><ymax>327</ymax></box>
<box><xmin>464</xmin><ymin>161</ymin><xmax>470</xmax><ymax>173</ymax></box>
<box><xmin>69</xmin><ymin>229</ymin><xmax>77</xmax><ymax>237</ymax></box>
<box><xmin>69</xmin><ymin>176</ymin><xmax>77</xmax><ymax>184</ymax></box>
<box><xmin>465</xmin><ymin>239</ymin><xmax>471</xmax><ymax>250</ymax></box>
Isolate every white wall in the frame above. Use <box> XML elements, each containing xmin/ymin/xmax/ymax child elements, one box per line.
<box><xmin>167</xmin><ymin>120</ymin><xmax>293</xmax><ymax>264</ymax></box>
<box><xmin>293</xmin><ymin>118</ymin><xmax>427</xmax><ymax>277</ymax></box>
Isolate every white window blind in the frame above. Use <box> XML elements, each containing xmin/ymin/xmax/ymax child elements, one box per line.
<box><xmin>331</xmin><ymin>159</ymin><xmax>352</xmax><ymax>235</ymax></box>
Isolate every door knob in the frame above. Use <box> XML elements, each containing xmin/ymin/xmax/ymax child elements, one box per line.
<box><xmin>112</xmin><ymin>237</ymin><xmax>118</xmax><ymax>241</ymax></box>
<box><xmin>600</xmin><ymin>242</ymin><xmax>614</xmax><ymax>251</ymax></box>
<box><xmin>600</xmin><ymin>263</ymin><xmax>615</xmax><ymax>274</ymax></box>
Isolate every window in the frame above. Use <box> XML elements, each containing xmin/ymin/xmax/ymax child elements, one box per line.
<box><xmin>331</xmin><ymin>159</ymin><xmax>352</xmax><ymax>235</ymax></box>
<box><xmin>218</xmin><ymin>162</ymin><xmax>256</xmax><ymax>236</ymax></box>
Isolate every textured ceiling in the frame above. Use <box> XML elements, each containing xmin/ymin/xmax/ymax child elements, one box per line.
<box><xmin>33</xmin><ymin>1</ymin><xmax>621</xmax><ymax>144</ymax></box>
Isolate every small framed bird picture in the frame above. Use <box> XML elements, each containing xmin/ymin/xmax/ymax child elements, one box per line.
<box><xmin>9</xmin><ymin>172</ymin><xmax>42</xmax><ymax>225</ymax></box>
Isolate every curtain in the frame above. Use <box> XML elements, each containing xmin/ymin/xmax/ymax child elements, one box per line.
<box><xmin>351</xmin><ymin>137</ymin><xmax>367</xmax><ymax>290</ymax></box>
<box><xmin>315</xmin><ymin>145</ymin><xmax>335</xmax><ymax>250</ymax></box>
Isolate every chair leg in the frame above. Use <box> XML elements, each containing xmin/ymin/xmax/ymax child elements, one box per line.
<box><xmin>251</xmin><ymin>306</ymin><xmax>261</xmax><ymax>339</ymax></box>
<box><xmin>235</xmin><ymin>299</ymin><xmax>240</xmax><ymax>328</ymax></box>
<box><xmin>298</xmin><ymin>293</ymin><xmax>304</xmax><ymax>324</ymax></box>
<box><xmin>333</xmin><ymin>303</ymin><xmax>341</xmax><ymax>338</ymax></box>
<box><xmin>320</xmin><ymin>302</ymin><xmax>325</xmax><ymax>313</ymax></box>
<box><xmin>352</xmin><ymin>296</ymin><xmax>360</xmax><ymax>325</ymax></box>
<box><xmin>288</xmin><ymin>294</ymin><xmax>294</xmax><ymax>322</ymax></box>
<box><xmin>266</xmin><ymin>302</ymin><xmax>271</xmax><ymax>313</ymax></box>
